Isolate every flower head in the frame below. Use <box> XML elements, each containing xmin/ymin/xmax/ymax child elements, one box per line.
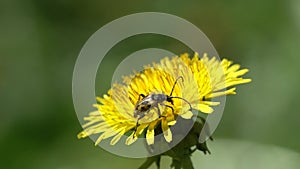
<box><xmin>77</xmin><ymin>53</ymin><xmax>251</xmax><ymax>146</ymax></box>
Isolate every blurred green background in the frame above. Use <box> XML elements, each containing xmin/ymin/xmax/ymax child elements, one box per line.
<box><xmin>1</xmin><ymin>0</ymin><xmax>300</xmax><ymax>168</ymax></box>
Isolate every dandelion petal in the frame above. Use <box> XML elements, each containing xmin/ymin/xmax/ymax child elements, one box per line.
<box><xmin>181</xmin><ymin>111</ymin><xmax>194</xmax><ymax>119</ymax></box>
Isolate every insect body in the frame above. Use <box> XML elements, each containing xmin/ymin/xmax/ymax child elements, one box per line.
<box><xmin>134</xmin><ymin>93</ymin><xmax>169</xmax><ymax>120</ymax></box>
<box><xmin>132</xmin><ymin>76</ymin><xmax>193</xmax><ymax>137</ymax></box>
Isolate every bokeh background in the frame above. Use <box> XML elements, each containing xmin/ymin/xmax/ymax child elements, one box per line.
<box><xmin>1</xmin><ymin>0</ymin><xmax>300</xmax><ymax>168</ymax></box>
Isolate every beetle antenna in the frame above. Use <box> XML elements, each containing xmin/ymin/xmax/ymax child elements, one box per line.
<box><xmin>169</xmin><ymin>96</ymin><xmax>193</xmax><ymax>111</ymax></box>
<box><xmin>169</xmin><ymin>76</ymin><xmax>184</xmax><ymax>96</ymax></box>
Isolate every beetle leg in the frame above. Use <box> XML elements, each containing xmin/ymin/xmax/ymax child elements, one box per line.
<box><xmin>164</xmin><ymin>104</ymin><xmax>174</xmax><ymax>114</ymax></box>
<box><xmin>138</xmin><ymin>94</ymin><xmax>146</xmax><ymax>102</ymax></box>
<box><xmin>133</xmin><ymin>110</ymin><xmax>149</xmax><ymax>138</ymax></box>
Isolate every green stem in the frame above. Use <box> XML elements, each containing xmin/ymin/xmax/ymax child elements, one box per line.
<box><xmin>138</xmin><ymin>156</ymin><xmax>161</xmax><ymax>169</ymax></box>
<box><xmin>171</xmin><ymin>158</ymin><xmax>182</xmax><ymax>169</ymax></box>
<box><xmin>181</xmin><ymin>156</ymin><xmax>194</xmax><ymax>169</ymax></box>
<box><xmin>138</xmin><ymin>157</ymin><xmax>156</xmax><ymax>169</ymax></box>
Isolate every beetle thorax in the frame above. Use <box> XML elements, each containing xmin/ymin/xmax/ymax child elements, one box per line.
<box><xmin>151</xmin><ymin>93</ymin><xmax>167</xmax><ymax>103</ymax></box>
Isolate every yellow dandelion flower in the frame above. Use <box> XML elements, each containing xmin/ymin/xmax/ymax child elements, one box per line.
<box><xmin>77</xmin><ymin>53</ymin><xmax>251</xmax><ymax>146</ymax></box>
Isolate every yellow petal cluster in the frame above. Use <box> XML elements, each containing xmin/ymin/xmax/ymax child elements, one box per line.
<box><xmin>77</xmin><ymin>53</ymin><xmax>251</xmax><ymax>145</ymax></box>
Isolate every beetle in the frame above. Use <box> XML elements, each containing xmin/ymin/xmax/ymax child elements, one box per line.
<box><xmin>132</xmin><ymin>76</ymin><xmax>193</xmax><ymax>137</ymax></box>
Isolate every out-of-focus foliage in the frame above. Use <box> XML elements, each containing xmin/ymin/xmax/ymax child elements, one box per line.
<box><xmin>0</xmin><ymin>0</ymin><xmax>299</xmax><ymax>168</ymax></box>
